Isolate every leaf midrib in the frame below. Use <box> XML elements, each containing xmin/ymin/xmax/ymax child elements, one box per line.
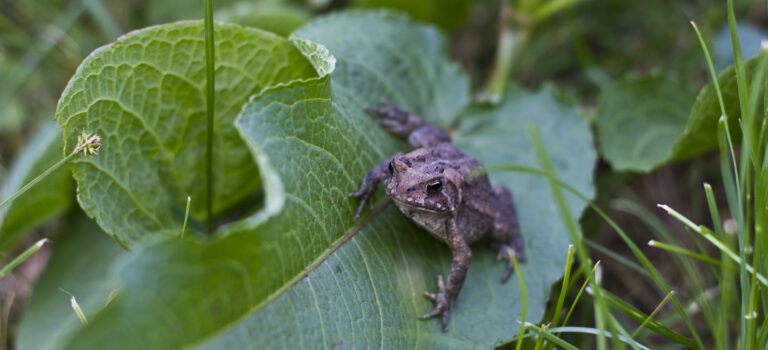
<box><xmin>187</xmin><ymin>199</ymin><xmax>392</xmax><ymax>348</ymax></box>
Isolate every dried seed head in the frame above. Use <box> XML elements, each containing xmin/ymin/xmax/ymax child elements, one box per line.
<box><xmin>75</xmin><ymin>131</ymin><xmax>102</xmax><ymax>156</ymax></box>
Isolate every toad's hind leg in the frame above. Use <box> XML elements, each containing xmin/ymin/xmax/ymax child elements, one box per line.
<box><xmin>364</xmin><ymin>99</ymin><xmax>451</xmax><ymax>148</ymax></box>
<box><xmin>491</xmin><ymin>186</ymin><xmax>526</xmax><ymax>282</ymax></box>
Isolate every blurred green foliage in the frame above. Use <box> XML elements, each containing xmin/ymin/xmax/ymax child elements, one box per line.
<box><xmin>1</xmin><ymin>0</ymin><xmax>767</xmax><ymax>349</ymax></box>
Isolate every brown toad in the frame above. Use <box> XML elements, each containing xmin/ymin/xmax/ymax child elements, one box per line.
<box><xmin>349</xmin><ymin>100</ymin><xmax>526</xmax><ymax>331</ymax></box>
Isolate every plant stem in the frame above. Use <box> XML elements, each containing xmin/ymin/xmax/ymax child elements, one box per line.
<box><xmin>511</xmin><ymin>251</ymin><xmax>527</xmax><ymax>350</ymax></box>
<box><xmin>70</xmin><ymin>296</ymin><xmax>88</xmax><ymax>325</ymax></box>
<box><xmin>480</xmin><ymin>3</ymin><xmax>529</xmax><ymax>103</ymax></box>
<box><xmin>0</xmin><ymin>238</ymin><xmax>47</xmax><ymax>278</ymax></box>
<box><xmin>203</xmin><ymin>0</ymin><xmax>215</xmax><ymax>234</ymax></box>
<box><xmin>84</xmin><ymin>0</ymin><xmax>122</xmax><ymax>39</ymax></box>
<box><xmin>0</xmin><ymin>150</ymin><xmax>77</xmax><ymax>211</ymax></box>
<box><xmin>181</xmin><ymin>196</ymin><xmax>191</xmax><ymax>238</ymax></box>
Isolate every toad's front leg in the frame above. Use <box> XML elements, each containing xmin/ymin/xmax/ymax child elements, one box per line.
<box><xmin>349</xmin><ymin>155</ymin><xmax>398</xmax><ymax>220</ymax></box>
<box><xmin>420</xmin><ymin>219</ymin><xmax>471</xmax><ymax>331</ymax></box>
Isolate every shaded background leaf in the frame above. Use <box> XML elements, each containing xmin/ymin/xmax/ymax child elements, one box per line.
<box><xmin>594</xmin><ymin>53</ymin><xmax>766</xmax><ymax>173</ymax></box>
<box><xmin>670</xmin><ymin>53</ymin><xmax>766</xmax><ymax>161</ymax></box>
<box><xmin>296</xmin><ymin>10</ymin><xmax>470</xmax><ymax>127</ymax></box>
<box><xmin>0</xmin><ymin>121</ymin><xmax>73</xmax><ymax>252</ymax></box>
<box><xmin>17</xmin><ymin>215</ymin><xmax>126</xmax><ymax>350</ymax></box>
<box><xmin>596</xmin><ymin>75</ymin><xmax>697</xmax><ymax>172</ymax></box>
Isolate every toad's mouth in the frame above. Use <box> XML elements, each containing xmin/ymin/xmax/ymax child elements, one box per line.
<box><xmin>390</xmin><ymin>197</ymin><xmax>453</xmax><ymax>215</ymax></box>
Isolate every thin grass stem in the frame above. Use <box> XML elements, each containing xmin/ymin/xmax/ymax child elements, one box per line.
<box><xmin>203</xmin><ymin>0</ymin><xmax>216</xmax><ymax>233</ymax></box>
<box><xmin>0</xmin><ymin>151</ymin><xmax>76</xmax><ymax>211</ymax></box>
<box><xmin>0</xmin><ymin>239</ymin><xmax>47</xmax><ymax>278</ymax></box>
<box><xmin>542</xmin><ymin>244</ymin><xmax>575</xmax><ymax>350</ymax></box>
<box><xmin>511</xmin><ymin>251</ymin><xmax>528</xmax><ymax>350</ymax></box>
<box><xmin>181</xmin><ymin>196</ymin><xmax>191</xmax><ymax>238</ymax></box>
<box><xmin>647</xmin><ymin>240</ymin><xmax>722</xmax><ymax>268</ymax></box>
<box><xmin>632</xmin><ymin>290</ymin><xmax>675</xmax><ymax>338</ymax></box>
<box><xmin>657</xmin><ymin>204</ymin><xmax>768</xmax><ymax>287</ymax></box>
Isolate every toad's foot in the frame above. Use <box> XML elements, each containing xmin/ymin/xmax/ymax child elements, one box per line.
<box><xmin>497</xmin><ymin>244</ymin><xmax>527</xmax><ymax>283</ymax></box>
<box><xmin>419</xmin><ymin>274</ymin><xmax>452</xmax><ymax>332</ymax></box>
<box><xmin>364</xmin><ymin>99</ymin><xmax>422</xmax><ymax>137</ymax></box>
<box><xmin>348</xmin><ymin>186</ymin><xmax>374</xmax><ymax>220</ymax></box>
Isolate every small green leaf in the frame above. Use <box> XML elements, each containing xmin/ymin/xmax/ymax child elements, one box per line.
<box><xmin>596</xmin><ymin>75</ymin><xmax>697</xmax><ymax>172</ymax></box>
<box><xmin>55</xmin><ymin>21</ymin><xmax>317</xmax><ymax>246</ymax></box>
<box><xmin>0</xmin><ymin>121</ymin><xmax>72</xmax><ymax>251</ymax></box>
<box><xmin>17</xmin><ymin>216</ymin><xmax>126</xmax><ymax>350</ymax></box>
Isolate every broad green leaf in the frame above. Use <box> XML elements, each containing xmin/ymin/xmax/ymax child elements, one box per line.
<box><xmin>670</xmin><ymin>54</ymin><xmax>767</xmax><ymax>160</ymax></box>
<box><xmin>454</xmin><ymin>84</ymin><xmax>595</xmax><ymax>229</ymax></box>
<box><xmin>216</xmin><ymin>2</ymin><xmax>309</xmax><ymax>36</ymax></box>
<box><xmin>596</xmin><ymin>75</ymin><xmax>697</xmax><ymax>172</ymax></box>
<box><xmin>55</xmin><ymin>21</ymin><xmax>317</xmax><ymax>246</ymax></box>
<box><xmin>46</xmin><ymin>12</ymin><xmax>593</xmax><ymax>349</ymax></box>
<box><xmin>596</xmin><ymin>53</ymin><xmax>766</xmax><ymax>172</ymax></box>
<box><xmin>0</xmin><ymin>121</ymin><xmax>72</xmax><ymax>252</ymax></box>
<box><xmin>296</xmin><ymin>10</ymin><xmax>470</xmax><ymax>127</ymax></box>
<box><xmin>17</xmin><ymin>215</ymin><xmax>126</xmax><ymax>350</ymax></box>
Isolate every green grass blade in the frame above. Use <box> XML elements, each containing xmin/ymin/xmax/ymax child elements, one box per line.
<box><xmin>203</xmin><ymin>0</ymin><xmax>216</xmax><ymax>233</ymax></box>
<box><xmin>0</xmin><ymin>151</ymin><xmax>76</xmax><ymax>211</ymax></box>
<box><xmin>631</xmin><ymin>290</ymin><xmax>675</xmax><ymax>338</ymax></box>
<box><xmin>0</xmin><ymin>239</ymin><xmax>47</xmax><ymax>278</ymax></box>
<box><xmin>561</xmin><ymin>262</ymin><xmax>598</xmax><ymax>330</ymax></box>
<box><xmin>585</xmin><ymin>239</ymin><xmax>652</xmax><ymax>279</ymax></box>
<box><xmin>526</xmin><ymin>125</ymin><xmax>610</xmax><ymax>350</ymax></box>
<box><xmin>486</xmin><ymin>163</ymin><xmax>705</xmax><ymax>349</ymax></box>
<box><xmin>647</xmin><ymin>240</ymin><xmax>722</xmax><ymax>268</ymax></box>
<box><xmin>703</xmin><ymin>183</ymin><xmax>725</xmax><ymax>238</ymax></box>
<box><xmin>543</xmin><ymin>326</ymin><xmax>652</xmax><ymax>350</ymax></box>
<box><xmin>511</xmin><ymin>251</ymin><xmax>528</xmax><ymax>350</ymax></box>
<box><xmin>600</xmin><ymin>289</ymin><xmax>696</xmax><ymax>348</ymax></box>
<box><xmin>725</xmin><ymin>3</ymin><xmax>753</xmax><ymax>346</ymax></box>
<box><xmin>1</xmin><ymin>2</ymin><xmax>86</xmax><ymax>108</ymax></box>
<box><xmin>70</xmin><ymin>296</ymin><xmax>88</xmax><ymax>325</ymax></box>
<box><xmin>612</xmin><ymin>197</ymin><xmax>720</xmax><ymax>345</ymax></box>
<box><xmin>542</xmin><ymin>244</ymin><xmax>575</xmax><ymax>350</ymax></box>
<box><xmin>181</xmin><ymin>196</ymin><xmax>191</xmax><ymax>238</ymax></box>
<box><xmin>84</xmin><ymin>0</ymin><xmax>122</xmax><ymax>39</ymax></box>
<box><xmin>690</xmin><ymin>21</ymin><xmax>726</xmax><ymax>118</ymax></box>
<box><xmin>524</xmin><ymin>324</ymin><xmax>580</xmax><ymax>350</ymax></box>
<box><xmin>658</xmin><ymin>204</ymin><xmax>768</xmax><ymax>286</ymax></box>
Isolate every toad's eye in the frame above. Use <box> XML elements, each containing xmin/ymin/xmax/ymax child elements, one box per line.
<box><xmin>388</xmin><ymin>161</ymin><xmax>394</xmax><ymax>175</ymax></box>
<box><xmin>426</xmin><ymin>180</ymin><xmax>442</xmax><ymax>193</ymax></box>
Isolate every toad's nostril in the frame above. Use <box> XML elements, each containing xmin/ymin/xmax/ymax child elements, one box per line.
<box><xmin>407</xmin><ymin>186</ymin><xmax>416</xmax><ymax>192</ymax></box>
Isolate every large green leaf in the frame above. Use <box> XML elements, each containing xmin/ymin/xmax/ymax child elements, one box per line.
<box><xmin>35</xmin><ymin>11</ymin><xmax>594</xmax><ymax>349</ymax></box>
<box><xmin>596</xmin><ymin>75</ymin><xmax>697</xmax><ymax>172</ymax></box>
<box><xmin>0</xmin><ymin>121</ymin><xmax>72</xmax><ymax>252</ymax></box>
<box><xmin>17</xmin><ymin>215</ymin><xmax>126</xmax><ymax>350</ymax></box>
<box><xmin>55</xmin><ymin>21</ymin><xmax>317</xmax><ymax>246</ymax></box>
<box><xmin>596</xmin><ymin>54</ymin><xmax>765</xmax><ymax>172</ymax></box>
